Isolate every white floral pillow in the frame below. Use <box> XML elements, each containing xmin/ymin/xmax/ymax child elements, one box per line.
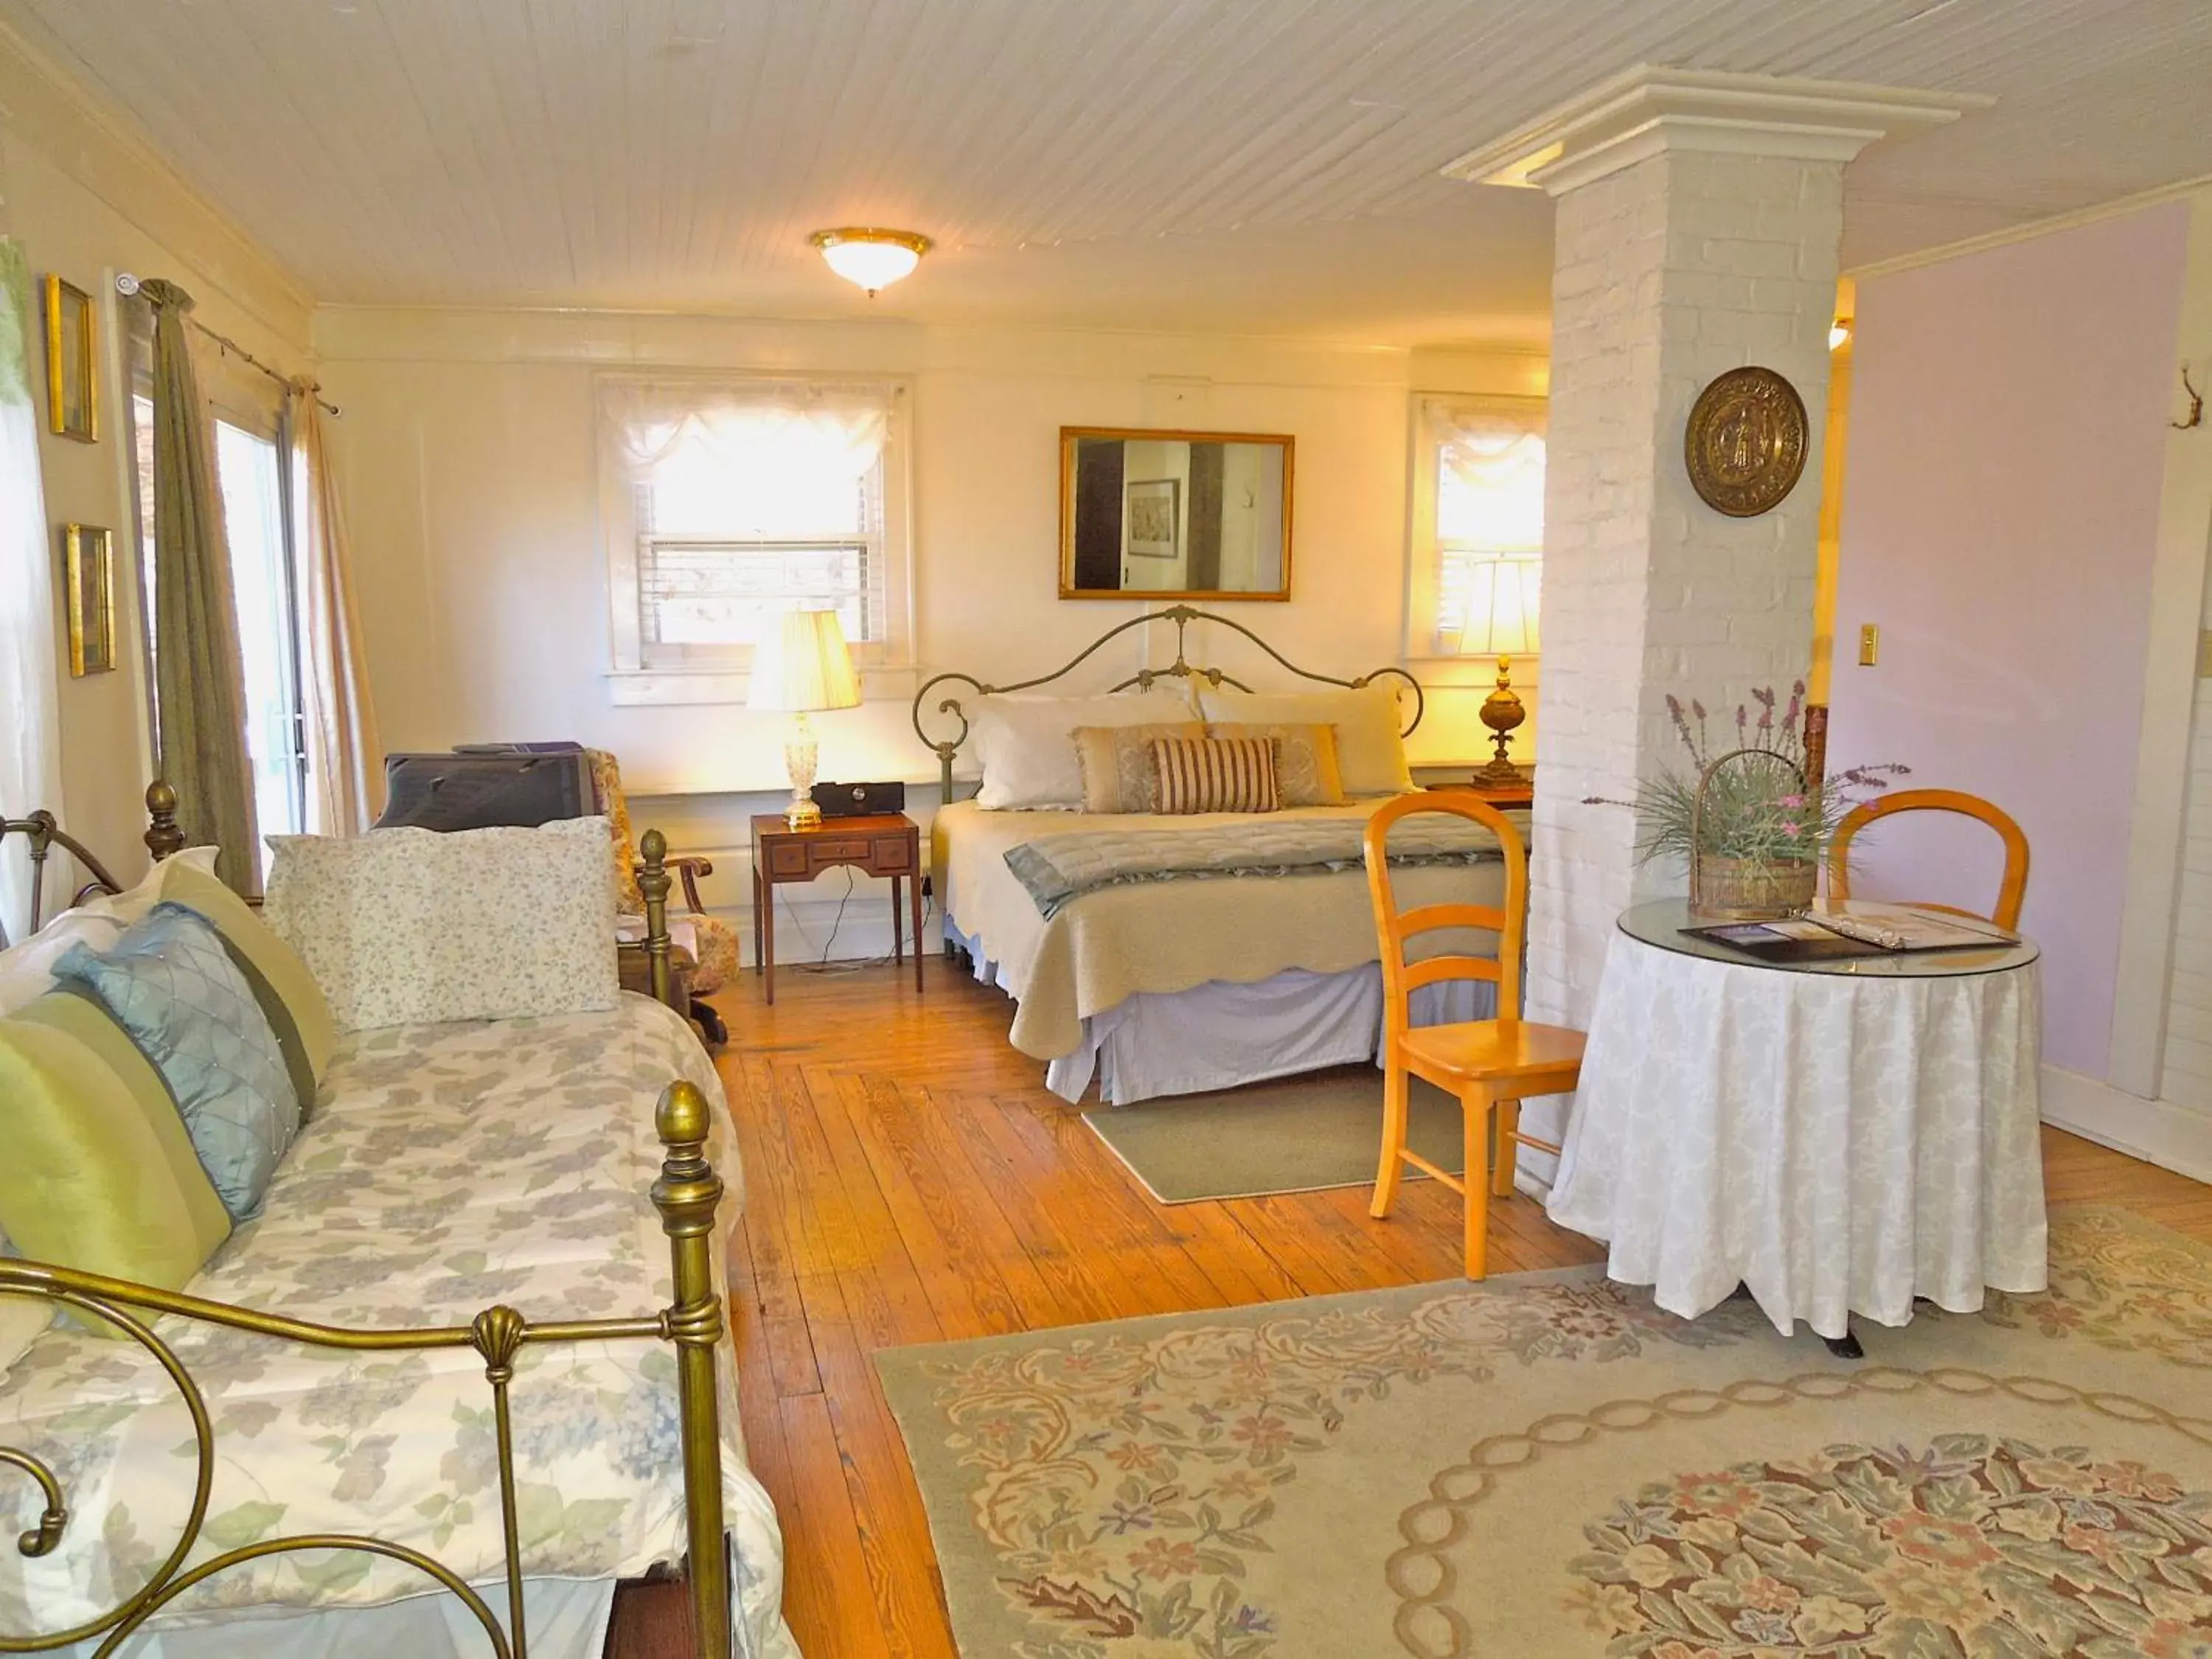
<box><xmin>263</xmin><ymin>818</ymin><xmax>619</xmax><ymax>1032</ymax></box>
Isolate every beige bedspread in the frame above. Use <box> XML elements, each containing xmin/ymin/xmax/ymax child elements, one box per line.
<box><xmin>935</xmin><ymin>799</ymin><xmax>1509</xmax><ymax>1060</ymax></box>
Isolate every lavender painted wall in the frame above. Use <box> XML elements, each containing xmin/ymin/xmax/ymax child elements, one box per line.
<box><xmin>1827</xmin><ymin>204</ymin><xmax>2189</xmax><ymax>1079</ymax></box>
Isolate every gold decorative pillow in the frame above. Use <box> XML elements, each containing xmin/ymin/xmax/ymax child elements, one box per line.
<box><xmin>1152</xmin><ymin>736</ymin><xmax>1281</xmax><ymax>815</ymax></box>
<box><xmin>1074</xmin><ymin>723</ymin><xmax>1206</xmax><ymax>813</ymax></box>
<box><xmin>1205</xmin><ymin>722</ymin><xmax>1347</xmax><ymax>807</ymax></box>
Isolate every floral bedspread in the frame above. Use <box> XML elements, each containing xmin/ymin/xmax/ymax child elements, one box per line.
<box><xmin>0</xmin><ymin>994</ymin><xmax>794</xmax><ymax>1658</ymax></box>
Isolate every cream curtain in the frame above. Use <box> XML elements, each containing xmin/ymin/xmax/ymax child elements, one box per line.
<box><xmin>288</xmin><ymin>378</ymin><xmax>381</xmax><ymax>833</ymax></box>
<box><xmin>0</xmin><ymin>239</ymin><xmax>63</xmax><ymax>939</ymax></box>
<box><xmin>142</xmin><ymin>279</ymin><xmax>258</xmax><ymax>894</ymax></box>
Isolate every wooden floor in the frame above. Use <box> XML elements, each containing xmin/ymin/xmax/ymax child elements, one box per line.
<box><xmin>678</xmin><ymin>958</ymin><xmax>2212</xmax><ymax>1659</ymax></box>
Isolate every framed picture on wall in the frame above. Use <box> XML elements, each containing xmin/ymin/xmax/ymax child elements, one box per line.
<box><xmin>1125</xmin><ymin>477</ymin><xmax>1180</xmax><ymax>559</ymax></box>
<box><xmin>44</xmin><ymin>275</ymin><xmax>97</xmax><ymax>442</ymax></box>
<box><xmin>63</xmin><ymin>524</ymin><xmax>116</xmax><ymax>677</ymax></box>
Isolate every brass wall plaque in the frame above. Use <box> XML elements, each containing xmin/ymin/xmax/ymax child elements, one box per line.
<box><xmin>1683</xmin><ymin>366</ymin><xmax>1809</xmax><ymax>518</ymax></box>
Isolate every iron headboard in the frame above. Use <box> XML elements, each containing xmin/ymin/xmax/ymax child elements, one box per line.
<box><xmin>911</xmin><ymin>602</ymin><xmax>1423</xmax><ymax>805</ymax></box>
<box><xmin>0</xmin><ymin>811</ymin><xmax>126</xmax><ymax>949</ymax></box>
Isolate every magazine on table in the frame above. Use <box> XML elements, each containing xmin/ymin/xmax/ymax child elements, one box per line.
<box><xmin>1682</xmin><ymin>904</ymin><xmax>2018</xmax><ymax>964</ymax></box>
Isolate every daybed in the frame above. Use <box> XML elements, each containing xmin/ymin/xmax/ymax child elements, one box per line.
<box><xmin>915</xmin><ymin>606</ymin><xmax>1515</xmax><ymax>1105</ymax></box>
<box><xmin>0</xmin><ymin>788</ymin><xmax>793</xmax><ymax>1659</ymax></box>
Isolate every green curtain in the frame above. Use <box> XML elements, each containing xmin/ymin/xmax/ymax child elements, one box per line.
<box><xmin>141</xmin><ymin>279</ymin><xmax>258</xmax><ymax>893</ymax></box>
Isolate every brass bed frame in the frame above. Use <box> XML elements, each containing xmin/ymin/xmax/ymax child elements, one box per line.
<box><xmin>911</xmin><ymin>602</ymin><xmax>1425</xmax><ymax>928</ymax></box>
<box><xmin>0</xmin><ymin>783</ymin><xmax>732</xmax><ymax>1659</ymax></box>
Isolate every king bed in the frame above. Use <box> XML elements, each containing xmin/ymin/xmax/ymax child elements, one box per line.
<box><xmin>914</xmin><ymin>606</ymin><xmax>1515</xmax><ymax>1105</ymax></box>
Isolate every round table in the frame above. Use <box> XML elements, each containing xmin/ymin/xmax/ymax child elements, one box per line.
<box><xmin>1545</xmin><ymin>900</ymin><xmax>2048</xmax><ymax>1344</ymax></box>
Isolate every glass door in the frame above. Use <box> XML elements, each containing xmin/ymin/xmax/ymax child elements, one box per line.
<box><xmin>215</xmin><ymin>420</ymin><xmax>306</xmax><ymax>863</ymax></box>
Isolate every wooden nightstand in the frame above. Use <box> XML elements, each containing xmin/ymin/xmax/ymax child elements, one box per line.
<box><xmin>1426</xmin><ymin>768</ymin><xmax>1534</xmax><ymax>810</ymax></box>
<box><xmin>750</xmin><ymin>813</ymin><xmax>923</xmax><ymax>1004</ymax></box>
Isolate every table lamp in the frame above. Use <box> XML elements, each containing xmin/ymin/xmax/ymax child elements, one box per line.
<box><xmin>748</xmin><ymin>609</ymin><xmax>861</xmax><ymax>828</ymax></box>
<box><xmin>1461</xmin><ymin>557</ymin><xmax>1540</xmax><ymax>786</ymax></box>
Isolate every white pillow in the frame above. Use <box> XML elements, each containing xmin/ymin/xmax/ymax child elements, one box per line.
<box><xmin>263</xmin><ymin>818</ymin><xmax>619</xmax><ymax>1032</ymax></box>
<box><xmin>1197</xmin><ymin>684</ymin><xmax>1415</xmax><ymax>796</ymax></box>
<box><xmin>0</xmin><ymin>846</ymin><xmax>222</xmax><ymax>1016</ymax></box>
<box><xmin>970</xmin><ymin>686</ymin><xmax>1200</xmax><ymax>810</ymax></box>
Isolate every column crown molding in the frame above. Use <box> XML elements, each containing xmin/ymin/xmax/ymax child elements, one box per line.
<box><xmin>1442</xmin><ymin>65</ymin><xmax>1990</xmax><ymax>198</ymax></box>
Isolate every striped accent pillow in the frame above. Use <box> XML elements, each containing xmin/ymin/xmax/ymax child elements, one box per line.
<box><xmin>1151</xmin><ymin>736</ymin><xmax>1280</xmax><ymax>815</ymax></box>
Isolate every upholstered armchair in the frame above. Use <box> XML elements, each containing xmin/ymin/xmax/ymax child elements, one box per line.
<box><xmin>582</xmin><ymin>750</ymin><xmax>742</xmax><ymax>996</ymax></box>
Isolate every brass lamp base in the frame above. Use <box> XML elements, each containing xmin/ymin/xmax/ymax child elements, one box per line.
<box><xmin>1475</xmin><ymin>656</ymin><xmax>1526</xmax><ymax>785</ymax></box>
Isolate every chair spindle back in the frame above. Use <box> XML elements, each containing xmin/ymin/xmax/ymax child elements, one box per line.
<box><xmin>1363</xmin><ymin>793</ymin><xmax>1528</xmax><ymax>1023</ymax></box>
<box><xmin>1827</xmin><ymin>787</ymin><xmax>2029</xmax><ymax>931</ymax></box>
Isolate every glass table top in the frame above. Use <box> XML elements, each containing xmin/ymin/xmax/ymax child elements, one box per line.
<box><xmin>1617</xmin><ymin>899</ymin><xmax>2040</xmax><ymax>978</ymax></box>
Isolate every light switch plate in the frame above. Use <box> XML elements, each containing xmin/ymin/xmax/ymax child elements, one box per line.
<box><xmin>1858</xmin><ymin>623</ymin><xmax>1879</xmax><ymax>667</ymax></box>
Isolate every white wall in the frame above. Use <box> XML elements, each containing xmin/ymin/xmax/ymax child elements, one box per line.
<box><xmin>0</xmin><ymin>24</ymin><xmax>314</xmax><ymax>883</ymax></box>
<box><xmin>316</xmin><ymin>307</ymin><xmax>1542</xmax><ymax>954</ymax></box>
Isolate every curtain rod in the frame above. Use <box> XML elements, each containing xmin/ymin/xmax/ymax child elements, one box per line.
<box><xmin>113</xmin><ymin>272</ymin><xmax>340</xmax><ymax>418</ymax></box>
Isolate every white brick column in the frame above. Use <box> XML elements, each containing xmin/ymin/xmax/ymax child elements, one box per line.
<box><xmin>1443</xmin><ymin>69</ymin><xmax>1980</xmax><ymax>1166</ymax></box>
<box><xmin>1528</xmin><ymin>145</ymin><xmax>1844</xmax><ymax>1026</ymax></box>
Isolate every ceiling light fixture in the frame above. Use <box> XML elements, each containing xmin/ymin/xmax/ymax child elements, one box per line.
<box><xmin>809</xmin><ymin>228</ymin><xmax>932</xmax><ymax>296</ymax></box>
<box><xmin>1829</xmin><ymin>319</ymin><xmax>1854</xmax><ymax>351</ymax></box>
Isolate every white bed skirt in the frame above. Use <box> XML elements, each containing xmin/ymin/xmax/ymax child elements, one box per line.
<box><xmin>56</xmin><ymin>1577</ymin><xmax>613</xmax><ymax>1659</ymax></box>
<box><xmin>951</xmin><ymin>924</ymin><xmax>1493</xmax><ymax>1105</ymax></box>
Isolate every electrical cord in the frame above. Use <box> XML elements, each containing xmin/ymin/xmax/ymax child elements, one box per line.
<box><xmin>776</xmin><ymin>873</ymin><xmax>938</xmax><ymax>976</ymax></box>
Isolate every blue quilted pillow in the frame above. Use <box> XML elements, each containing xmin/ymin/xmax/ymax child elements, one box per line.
<box><xmin>52</xmin><ymin>902</ymin><xmax>302</xmax><ymax>1222</ymax></box>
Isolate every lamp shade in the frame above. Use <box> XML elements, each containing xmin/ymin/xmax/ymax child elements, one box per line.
<box><xmin>1458</xmin><ymin>557</ymin><xmax>1541</xmax><ymax>657</ymax></box>
<box><xmin>748</xmin><ymin>609</ymin><xmax>861</xmax><ymax>713</ymax></box>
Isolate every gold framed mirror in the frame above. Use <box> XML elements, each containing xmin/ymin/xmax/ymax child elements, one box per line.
<box><xmin>1059</xmin><ymin>426</ymin><xmax>1293</xmax><ymax>601</ymax></box>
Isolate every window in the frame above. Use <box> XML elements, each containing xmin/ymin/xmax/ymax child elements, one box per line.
<box><xmin>599</xmin><ymin>378</ymin><xmax>912</xmax><ymax>702</ymax></box>
<box><xmin>1407</xmin><ymin>396</ymin><xmax>1546</xmax><ymax>661</ymax></box>
<box><xmin>126</xmin><ymin>338</ymin><xmax>310</xmax><ymax>882</ymax></box>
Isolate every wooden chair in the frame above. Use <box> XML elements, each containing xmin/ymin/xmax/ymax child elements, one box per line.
<box><xmin>1827</xmin><ymin>788</ymin><xmax>2029</xmax><ymax>931</ymax></box>
<box><xmin>1363</xmin><ymin>793</ymin><xmax>1584</xmax><ymax>1279</ymax></box>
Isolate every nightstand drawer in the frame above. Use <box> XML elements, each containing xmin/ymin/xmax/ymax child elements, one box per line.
<box><xmin>807</xmin><ymin>835</ymin><xmax>872</xmax><ymax>866</ymax></box>
<box><xmin>767</xmin><ymin>843</ymin><xmax>813</xmax><ymax>877</ymax></box>
<box><xmin>871</xmin><ymin>835</ymin><xmax>914</xmax><ymax>872</ymax></box>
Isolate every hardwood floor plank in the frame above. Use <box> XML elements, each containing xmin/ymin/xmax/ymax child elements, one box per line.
<box><xmin>825</xmin><ymin>1071</ymin><xmax>1034</xmax><ymax>1340</ymax></box>
<box><xmin>775</xmin><ymin>1391</ymin><xmax>888</xmax><ymax>1659</ymax></box>
<box><xmin>806</xmin><ymin>1270</ymin><xmax>959</xmax><ymax>1659</ymax></box>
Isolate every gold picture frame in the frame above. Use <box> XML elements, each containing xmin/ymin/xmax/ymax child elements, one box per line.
<box><xmin>1059</xmin><ymin>425</ymin><xmax>1295</xmax><ymax>601</ymax></box>
<box><xmin>44</xmin><ymin>274</ymin><xmax>97</xmax><ymax>442</ymax></box>
<box><xmin>63</xmin><ymin>523</ymin><xmax>116</xmax><ymax>676</ymax></box>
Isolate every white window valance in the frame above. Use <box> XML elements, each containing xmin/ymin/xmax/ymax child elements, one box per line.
<box><xmin>602</xmin><ymin>380</ymin><xmax>894</xmax><ymax>488</ymax></box>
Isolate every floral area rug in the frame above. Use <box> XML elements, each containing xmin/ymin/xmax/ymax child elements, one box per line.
<box><xmin>873</xmin><ymin>1207</ymin><xmax>2212</xmax><ymax>1658</ymax></box>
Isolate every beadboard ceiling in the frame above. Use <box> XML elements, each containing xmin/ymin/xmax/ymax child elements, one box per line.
<box><xmin>4</xmin><ymin>0</ymin><xmax>2208</xmax><ymax>344</ymax></box>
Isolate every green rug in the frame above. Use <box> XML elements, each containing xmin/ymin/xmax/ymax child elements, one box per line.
<box><xmin>1081</xmin><ymin>1066</ymin><xmax>1462</xmax><ymax>1203</ymax></box>
<box><xmin>877</xmin><ymin>1207</ymin><xmax>2212</xmax><ymax>1658</ymax></box>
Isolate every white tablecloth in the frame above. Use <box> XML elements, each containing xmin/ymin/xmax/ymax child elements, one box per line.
<box><xmin>1547</xmin><ymin>928</ymin><xmax>2049</xmax><ymax>1339</ymax></box>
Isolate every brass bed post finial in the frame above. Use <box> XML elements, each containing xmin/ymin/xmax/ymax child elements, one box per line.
<box><xmin>651</xmin><ymin>1081</ymin><xmax>731</xmax><ymax>1659</ymax></box>
<box><xmin>144</xmin><ymin>781</ymin><xmax>185</xmax><ymax>863</ymax></box>
<box><xmin>639</xmin><ymin>830</ymin><xmax>674</xmax><ymax>1011</ymax></box>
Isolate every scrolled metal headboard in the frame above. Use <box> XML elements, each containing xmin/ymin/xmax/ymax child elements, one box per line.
<box><xmin>0</xmin><ymin>813</ymin><xmax>125</xmax><ymax>949</ymax></box>
<box><xmin>911</xmin><ymin>603</ymin><xmax>1423</xmax><ymax>805</ymax></box>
